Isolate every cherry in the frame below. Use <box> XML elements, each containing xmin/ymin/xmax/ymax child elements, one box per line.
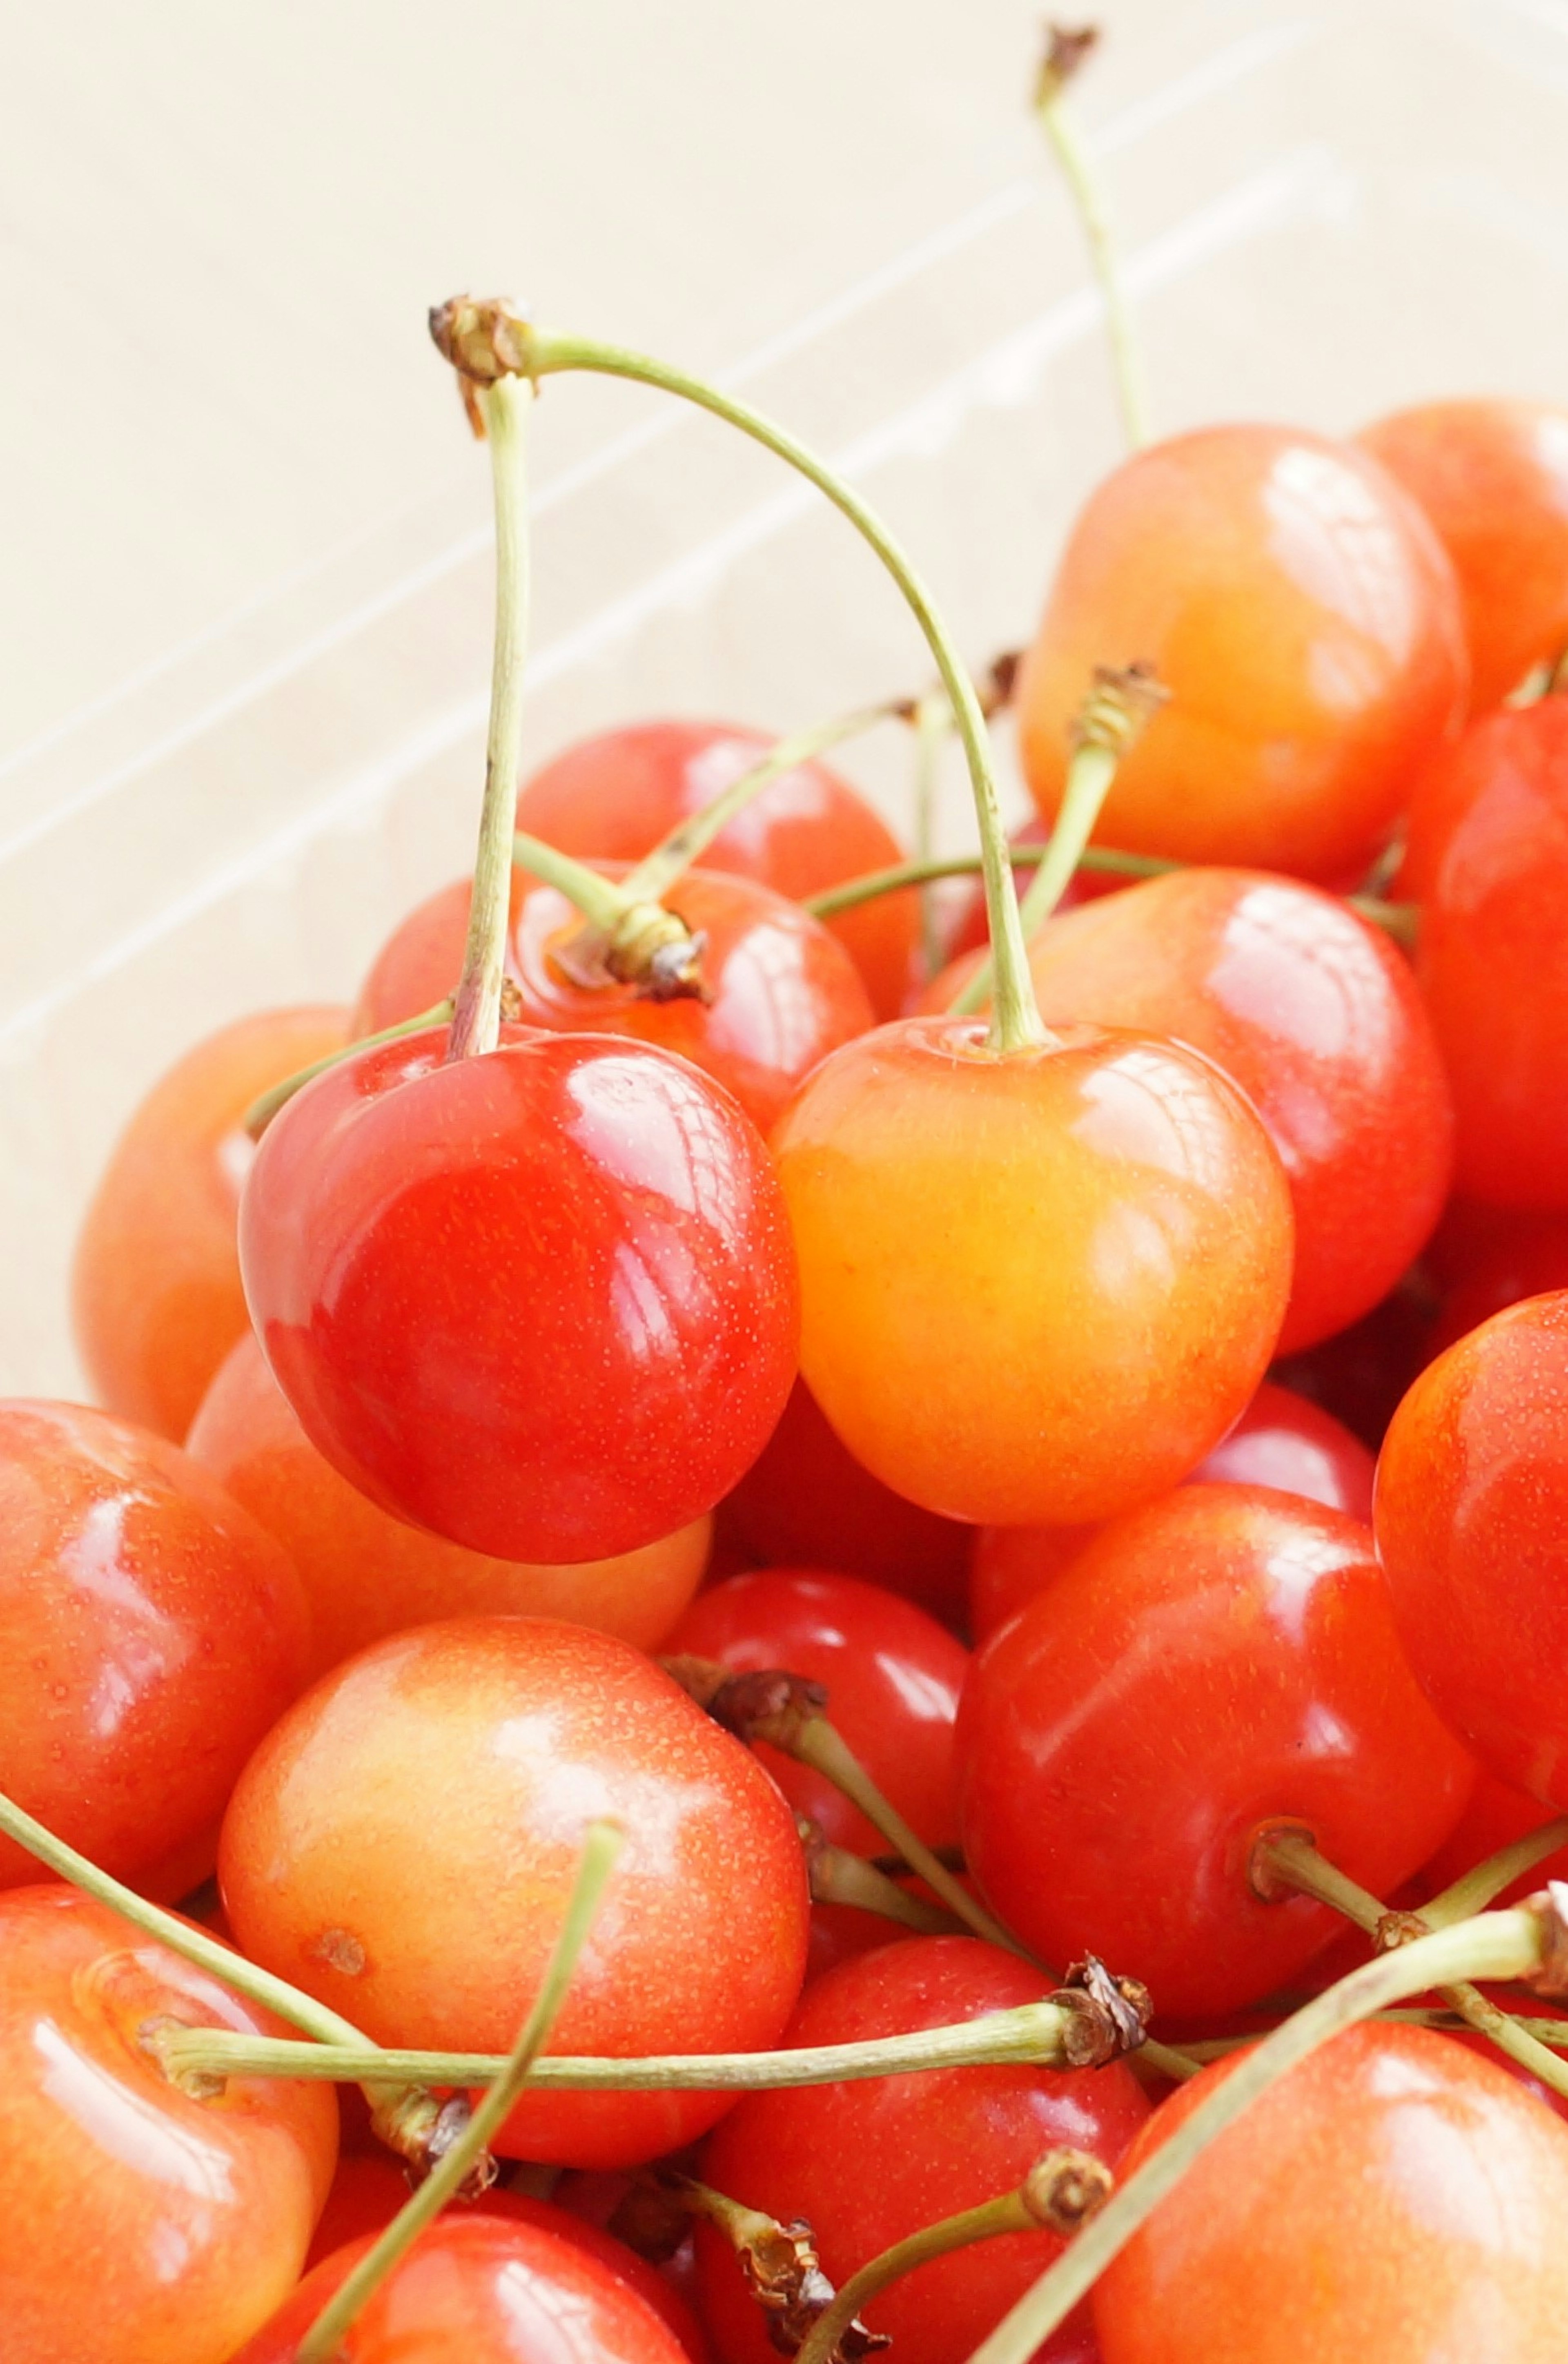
<box><xmin>1092</xmin><ymin>2024</ymin><xmax>1568</xmax><ymax>2362</ymax></box>
<box><xmin>0</xmin><ymin>1883</ymin><xmax>337</xmax><ymax>2363</ymax></box>
<box><xmin>666</xmin><ymin>1570</ymin><xmax>969</xmax><ymax>1857</ymax></box>
<box><xmin>715</xmin><ymin>1378</ymin><xmax>972</xmax><ymax>1627</ymax></box>
<box><xmin>218</xmin><ymin>1616</ymin><xmax>811</xmax><ymax>2168</ymax></box>
<box><xmin>1358</xmin><ymin>398</ymin><xmax>1568</xmax><ymax>712</ymax></box>
<box><xmin>957</xmin><ymin>1484</ymin><xmax>1475</xmax><ymax>2017</ymax></box>
<box><xmin>1013</xmin><ymin>424</ymin><xmax>1467</xmax><ymax>883</ymax></box>
<box><xmin>186</xmin><ymin>1332</ymin><xmax>709</xmax><ymax>1676</ymax></box>
<box><xmin>1375</xmin><ymin>1290</ymin><xmax>1568</xmax><ymax>1804</ymax></box>
<box><xmin>969</xmin><ymin>1381</ymin><xmax>1376</xmax><ymax>1642</ymax></box>
<box><xmin>1399</xmin><ymin>695</ymin><xmax>1568</xmax><ymax>1207</ymax></box>
<box><xmin>235</xmin><ymin>2214</ymin><xmax>690</xmax><ymax>2364</ymax></box>
<box><xmin>693</xmin><ymin>1936</ymin><xmax>1149</xmax><ymax>2364</ymax></box>
<box><xmin>516</xmin><ymin>720</ymin><xmax>919</xmax><ymax>1018</ymax></box>
<box><xmin>928</xmin><ymin>866</ymin><xmax>1453</xmax><ymax>1352</ymax></box>
<box><xmin>239</xmin><ymin>1024</ymin><xmax>799</xmax><ymax>1564</ymax></box>
<box><xmin>772</xmin><ymin>1017</ymin><xmax>1293</xmax><ymax>1527</ymax></box>
<box><xmin>1419</xmin><ymin>1769</ymin><xmax>1568</xmax><ymax>1906</ymax></box>
<box><xmin>0</xmin><ymin>1400</ymin><xmax>310</xmax><ymax>1900</ymax></box>
<box><xmin>70</xmin><ymin>1004</ymin><xmax>348</xmax><ymax>1439</ymax></box>
<box><xmin>352</xmin><ymin>862</ymin><xmax>875</xmax><ymax>1139</ymax></box>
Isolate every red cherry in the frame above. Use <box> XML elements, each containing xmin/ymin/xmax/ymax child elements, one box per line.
<box><xmin>1359</xmin><ymin>398</ymin><xmax>1568</xmax><ymax>712</ymax></box>
<box><xmin>0</xmin><ymin>1401</ymin><xmax>310</xmax><ymax>1899</ymax></box>
<box><xmin>693</xmin><ymin>1936</ymin><xmax>1149</xmax><ymax>2364</ymax></box>
<box><xmin>772</xmin><ymin>1017</ymin><xmax>1293</xmax><ymax>1527</ymax></box>
<box><xmin>969</xmin><ymin>1381</ymin><xmax>1376</xmax><ymax>1642</ymax></box>
<box><xmin>0</xmin><ymin>1885</ymin><xmax>337</xmax><ymax>2363</ymax></box>
<box><xmin>238</xmin><ymin>1025</ymin><xmax>798</xmax><ymax>1564</ymax></box>
<box><xmin>218</xmin><ymin>1616</ymin><xmax>811</xmax><ymax>2169</ymax></box>
<box><xmin>716</xmin><ymin>1378</ymin><xmax>972</xmax><ymax>1627</ymax></box>
<box><xmin>516</xmin><ymin>720</ymin><xmax>919</xmax><ymax>1017</ymax></box>
<box><xmin>1014</xmin><ymin>424</ymin><xmax>1467</xmax><ymax>883</ymax></box>
<box><xmin>353</xmin><ymin>863</ymin><xmax>874</xmax><ymax>1138</ymax></box>
<box><xmin>1376</xmin><ymin>1291</ymin><xmax>1568</xmax><ymax>1804</ymax></box>
<box><xmin>927</xmin><ymin>867</ymin><xmax>1453</xmax><ymax>1353</ymax></box>
<box><xmin>186</xmin><ymin>1332</ymin><xmax>709</xmax><ymax>1677</ymax></box>
<box><xmin>957</xmin><ymin>1485</ymin><xmax>1475</xmax><ymax>2018</ymax></box>
<box><xmin>235</xmin><ymin>2214</ymin><xmax>689</xmax><ymax>2364</ymax></box>
<box><xmin>1400</xmin><ymin>697</ymin><xmax>1568</xmax><ymax>1208</ymax></box>
<box><xmin>1419</xmin><ymin>1768</ymin><xmax>1568</xmax><ymax>1905</ymax></box>
<box><xmin>1092</xmin><ymin>2025</ymin><xmax>1568</xmax><ymax>2362</ymax></box>
<box><xmin>666</xmin><ymin>1569</ymin><xmax>969</xmax><ymax>1856</ymax></box>
<box><xmin>70</xmin><ymin>1005</ymin><xmax>349</xmax><ymax>1439</ymax></box>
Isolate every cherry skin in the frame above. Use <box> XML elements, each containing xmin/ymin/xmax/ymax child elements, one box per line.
<box><xmin>1419</xmin><ymin>1767</ymin><xmax>1568</xmax><ymax>1905</ymax></box>
<box><xmin>70</xmin><ymin>1004</ymin><xmax>348</xmax><ymax>1440</ymax></box>
<box><xmin>1014</xmin><ymin>424</ymin><xmax>1467</xmax><ymax>882</ymax></box>
<box><xmin>186</xmin><ymin>1332</ymin><xmax>709</xmax><ymax>1677</ymax></box>
<box><xmin>235</xmin><ymin>2215</ymin><xmax>690</xmax><ymax>2364</ymax></box>
<box><xmin>693</xmin><ymin>1936</ymin><xmax>1149</xmax><ymax>2364</ymax></box>
<box><xmin>1358</xmin><ymin>398</ymin><xmax>1568</xmax><ymax>712</ymax></box>
<box><xmin>239</xmin><ymin>1024</ymin><xmax>799</xmax><ymax>1565</ymax></box>
<box><xmin>516</xmin><ymin>720</ymin><xmax>919</xmax><ymax>1018</ymax></box>
<box><xmin>1092</xmin><ymin>2024</ymin><xmax>1568</xmax><ymax>2364</ymax></box>
<box><xmin>1400</xmin><ymin>696</ymin><xmax>1568</xmax><ymax>1207</ymax></box>
<box><xmin>0</xmin><ymin>1400</ymin><xmax>310</xmax><ymax>1899</ymax></box>
<box><xmin>969</xmin><ymin>1381</ymin><xmax>1376</xmax><ymax>1642</ymax></box>
<box><xmin>715</xmin><ymin>1377</ymin><xmax>972</xmax><ymax>1627</ymax></box>
<box><xmin>1375</xmin><ymin>1290</ymin><xmax>1568</xmax><ymax>1805</ymax></box>
<box><xmin>666</xmin><ymin>1569</ymin><xmax>969</xmax><ymax>1856</ymax></box>
<box><xmin>956</xmin><ymin>1484</ymin><xmax>1475</xmax><ymax>2018</ymax></box>
<box><xmin>353</xmin><ymin>863</ymin><xmax>875</xmax><ymax>1138</ymax></box>
<box><xmin>772</xmin><ymin>1016</ymin><xmax>1293</xmax><ymax>1527</ymax></box>
<box><xmin>928</xmin><ymin>866</ymin><xmax>1454</xmax><ymax>1353</ymax></box>
<box><xmin>0</xmin><ymin>1884</ymin><xmax>337</xmax><ymax>2364</ymax></box>
<box><xmin>218</xmin><ymin>1616</ymin><xmax>811</xmax><ymax>2169</ymax></box>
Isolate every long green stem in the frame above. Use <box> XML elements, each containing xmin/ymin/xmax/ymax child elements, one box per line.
<box><xmin>1424</xmin><ymin>1816</ymin><xmax>1568</xmax><ymax>1927</ymax></box>
<box><xmin>1033</xmin><ymin>27</ymin><xmax>1149</xmax><ymax>452</ymax></box>
<box><xmin>963</xmin><ymin>1908</ymin><xmax>1552</xmax><ymax>2364</ymax></box>
<box><xmin>243</xmin><ymin>999</ymin><xmax>454</xmax><ymax>1140</ymax></box>
<box><xmin>806</xmin><ymin>843</ymin><xmax>1172</xmax><ymax>920</ymax></box>
<box><xmin>510</xmin><ymin>832</ymin><xmax>630</xmax><ymax>929</ymax></box>
<box><xmin>911</xmin><ymin>693</ymin><xmax>951</xmax><ymax>984</ymax></box>
<box><xmin>149</xmin><ymin>1997</ymin><xmax>1088</xmax><ymax>2095</ymax></box>
<box><xmin>447</xmin><ymin>374</ymin><xmax>533</xmax><ymax>1061</ymax></box>
<box><xmin>298</xmin><ymin>1821</ymin><xmax>624</xmax><ymax>2363</ymax></box>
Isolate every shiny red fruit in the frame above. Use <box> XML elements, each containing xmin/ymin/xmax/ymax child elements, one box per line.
<box><xmin>239</xmin><ymin>1025</ymin><xmax>799</xmax><ymax>1564</ymax></box>
<box><xmin>0</xmin><ymin>1401</ymin><xmax>310</xmax><ymax>1899</ymax></box>
<box><xmin>957</xmin><ymin>1485</ymin><xmax>1475</xmax><ymax>2017</ymax></box>
<box><xmin>516</xmin><ymin>720</ymin><xmax>919</xmax><ymax>1018</ymax></box>
<box><xmin>353</xmin><ymin>863</ymin><xmax>874</xmax><ymax>1138</ymax></box>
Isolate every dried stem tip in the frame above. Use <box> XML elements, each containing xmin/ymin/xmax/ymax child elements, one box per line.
<box><xmin>370</xmin><ymin>2087</ymin><xmax>497</xmax><ymax>2196</ymax></box>
<box><xmin>662</xmin><ymin>1657</ymin><xmax>829</xmax><ymax>1752</ymax></box>
<box><xmin>429</xmin><ymin>294</ymin><xmax>534</xmax><ymax>385</ymax></box>
<box><xmin>655</xmin><ymin>2170</ymin><xmax>889</xmax><ymax>2360</ymax></box>
<box><xmin>1525</xmin><ymin>1880</ymin><xmax>1568</xmax><ymax>1998</ymax></box>
<box><xmin>1071</xmin><ymin>660</ymin><xmax>1168</xmax><ymax>756</ymax></box>
<box><xmin>1048</xmin><ymin>1956</ymin><xmax>1152</xmax><ymax>2067</ymax></box>
<box><xmin>1020</xmin><ymin>2148</ymin><xmax>1116</xmax><ymax>2238</ymax></box>
<box><xmin>1035</xmin><ymin>23</ymin><xmax>1100</xmax><ymax>106</ymax></box>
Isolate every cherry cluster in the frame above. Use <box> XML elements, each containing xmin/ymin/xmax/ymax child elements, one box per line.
<box><xmin>14</xmin><ymin>58</ymin><xmax>1568</xmax><ymax>2364</ymax></box>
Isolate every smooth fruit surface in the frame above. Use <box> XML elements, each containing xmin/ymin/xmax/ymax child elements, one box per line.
<box><xmin>773</xmin><ymin>1017</ymin><xmax>1293</xmax><ymax>1527</ymax></box>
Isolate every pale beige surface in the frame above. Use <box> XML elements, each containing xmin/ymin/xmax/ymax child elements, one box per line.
<box><xmin>5</xmin><ymin>0</ymin><xmax>1568</xmax><ymax>1396</ymax></box>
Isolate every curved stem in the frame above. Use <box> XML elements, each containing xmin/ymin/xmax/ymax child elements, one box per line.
<box><xmin>1425</xmin><ymin>1816</ymin><xmax>1568</xmax><ymax>1927</ymax></box>
<box><xmin>243</xmin><ymin>999</ymin><xmax>454</xmax><ymax>1140</ymax></box>
<box><xmin>802</xmin><ymin>1827</ymin><xmax>966</xmax><ymax>1936</ymax></box>
<box><xmin>1033</xmin><ymin>29</ymin><xmax>1149</xmax><ymax>451</ymax></box>
<box><xmin>510</xmin><ymin>832</ymin><xmax>631</xmax><ymax>930</ymax></box>
<box><xmin>298</xmin><ymin>1821</ymin><xmax>623</xmax><ymax>2363</ymax></box>
<box><xmin>798</xmin><ymin>2195</ymin><xmax>1035</xmax><ymax>2364</ymax></box>
<box><xmin>447</xmin><ymin>374</ymin><xmax>533</xmax><ymax>1061</ymax></box>
<box><xmin>962</xmin><ymin>1907</ymin><xmax>1551</xmax><ymax>2364</ymax></box>
<box><xmin>515</xmin><ymin>323</ymin><xmax>1044</xmax><ymax>1055</ymax></box>
<box><xmin>149</xmin><ymin>1996</ymin><xmax>1085</xmax><ymax>2095</ymax></box>
<box><xmin>806</xmin><ymin>842</ymin><xmax>1172</xmax><ymax>921</ymax></box>
<box><xmin>911</xmin><ymin>693</ymin><xmax>951</xmax><ymax>984</ymax></box>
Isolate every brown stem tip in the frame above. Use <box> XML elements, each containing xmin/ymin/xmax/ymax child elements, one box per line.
<box><xmin>1525</xmin><ymin>1881</ymin><xmax>1568</xmax><ymax>1998</ymax></box>
<box><xmin>1071</xmin><ymin>661</ymin><xmax>1168</xmax><ymax>755</ymax></box>
<box><xmin>655</xmin><ymin>2170</ymin><xmax>889</xmax><ymax>2360</ymax></box>
<box><xmin>1036</xmin><ymin>23</ymin><xmax>1100</xmax><ymax>107</ymax></box>
<box><xmin>1049</xmin><ymin>1956</ymin><xmax>1152</xmax><ymax>2066</ymax></box>
<box><xmin>1020</xmin><ymin>2148</ymin><xmax>1115</xmax><ymax>2237</ymax></box>
<box><xmin>662</xmin><ymin>1657</ymin><xmax>830</xmax><ymax>1752</ymax></box>
<box><xmin>370</xmin><ymin>2088</ymin><xmax>497</xmax><ymax>2197</ymax></box>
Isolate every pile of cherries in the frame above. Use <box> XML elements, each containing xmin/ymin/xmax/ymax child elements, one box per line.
<box><xmin>16</xmin><ymin>214</ymin><xmax>1568</xmax><ymax>2364</ymax></box>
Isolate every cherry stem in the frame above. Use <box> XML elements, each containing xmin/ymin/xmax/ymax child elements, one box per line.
<box><xmin>796</xmin><ymin>2150</ymin><xmax>1113</xmax><ymax>2364</ymax></box>
<box><xmin>297</xmin><ymin>1819</ymin><xmax>624</xmax><ymax>2364</ymax></box>
<box><xmin>949</xmin><ymin>663</ymin><xmax>1165</xmax><ymax>1015</ymax></box>
<box><xmin>962</xmin><ymin>1902</ymin><xmax>1561</xmax><ymax>2364</ymax></box>
<box><xmin>242</xmin><ymin>999</ymin><xmax>454</xmax><ymax>1140</ymax></box>
<box><xmin>1251</xmin><ymin>1824</ymin><xmax>1568</xmax><ymax>2105</ymax></box>
<box><xmin>806</xmin><ymin>842</ymin><xmax>1172</xmax><ymax>918</ymax></box>
<box><xmin>911</xmin><ymin>692</ymin><xmax>951</xmax><ymax>984</ymax></box>
<box><xmin>430</xmin><ymin>300</ymin><xmax>1046</xmax><ymax>1057</ymax></box>
<box><xmin>147</xmin><ymin>1995</ymin><xmax>1102</xmax><ymax>2094</ymax></box>
<box><xmin>1032</xmin><ymin>25</ymin><xmax>1149</xmax><ymax>452</ymax></box>
<box><xmin>445</xmin><ymin>372</ymin><xmax>534</xmax><ymax>1062</ymax></box>
<box><xmin>1423</xmin><ymin>1815</ymin><xmax>1568</xmax><ymax>1927</ymax></box>
<box><xmin>510</xmin><ymin>832</ymin><xmax>630</xmax><ymax>929</ymax></box>
<box><xmin>799</xmin><ymin>1818</ymin><xmax>967</xmax><ymax>1936</ymax></box>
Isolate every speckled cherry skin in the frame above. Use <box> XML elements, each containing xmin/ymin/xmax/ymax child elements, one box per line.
<box><xmin>957</xmin><ymin>1485</ymin><xmax>1475</xmax><ymax>2017</ymax></box>
<box><xmin>218</xmin><ymin>1616</ymin><xmax>811</xmax><ymax>2169</ymax></box>
<box><xmin>238</xmin><ymin>1024</ymin><xmax>799</xmax><ymax>1565</ymax></box>
<box><xmin>1016</xmin><ymin>423</ymin><xmax>1467</xmax><ymax>882</ymax></box>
